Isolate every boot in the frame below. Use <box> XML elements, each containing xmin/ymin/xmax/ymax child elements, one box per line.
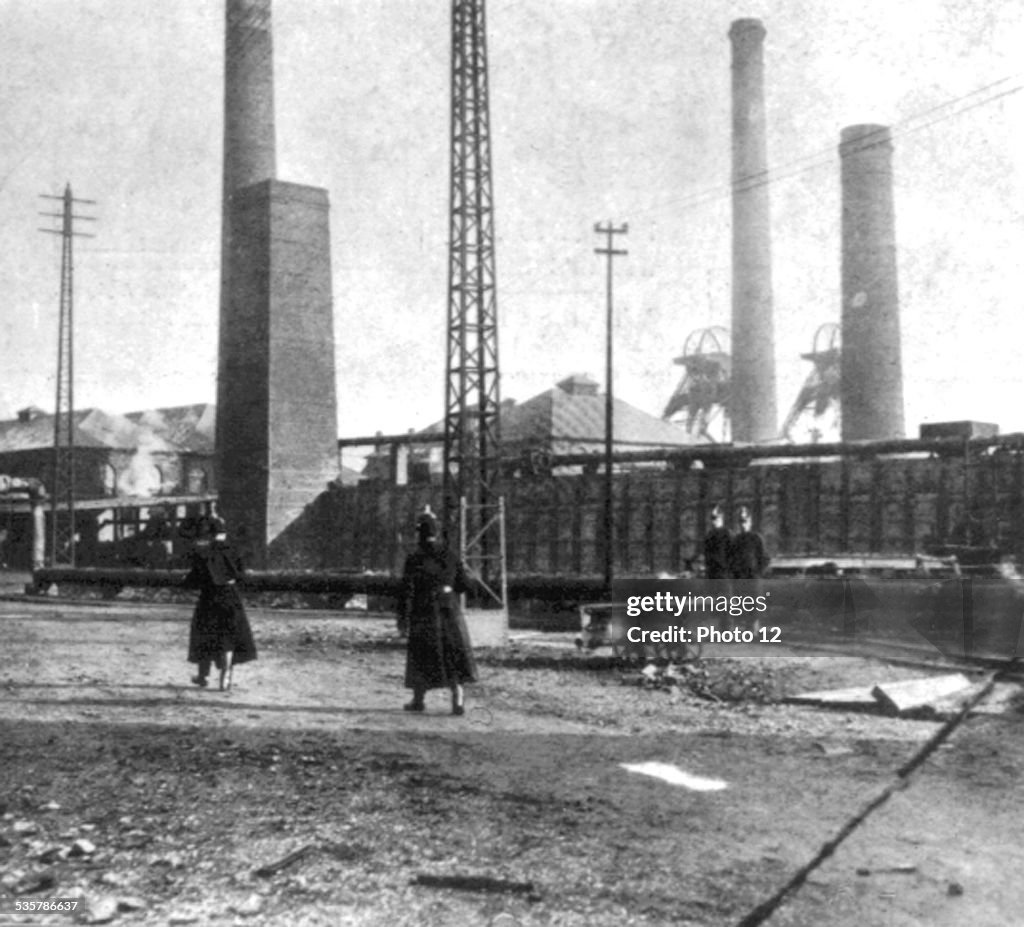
<box><xmin>219</xmin><ymin>651</ymin><xmax>234</xmax><ymax>691</ymax></box>
<box><xmin>451</xmin><ymin>683</ymin><xmax>465</xmax><ymax>716</ymax></box>
<box><xmin>404</xmin><ymin>686</ymin><xmax>426</xmax><ymax>712</ymax></box>
<box><xmin>192</xmin><ymin>658</ymin><xmax>211</xmax><ymax>687</ymax></box>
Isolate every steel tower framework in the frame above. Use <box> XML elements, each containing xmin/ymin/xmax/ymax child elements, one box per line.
<box><xmin>443</xmin><ymin>0</ymin><xmax>504</xmax><ymax>602</ymax></box>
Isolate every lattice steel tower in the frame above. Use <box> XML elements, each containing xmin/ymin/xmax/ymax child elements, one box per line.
<box><xmin>443</xmin><ymin>0</ymin><xmax>505</xmax><ymax>604</ymax></box>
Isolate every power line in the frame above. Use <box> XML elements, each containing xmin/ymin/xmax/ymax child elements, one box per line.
<box><xmin>633</xmin><ymin>73</ymin><xmax>1023</xmax><ymax>219</ymax></box>
<box><xmin>492</xmin><ymin>75</ymin><xmax>1022</xmax><ymax>302</ymax></box>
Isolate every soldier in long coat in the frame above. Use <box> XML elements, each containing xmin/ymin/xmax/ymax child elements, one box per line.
<box><xmin>702</xmin><ymin>503</ymin><xmax>732</xmax><ymax>580</ymax></box>
<box><xmin>729</xmin><ymin>506</ymin><xmax>770</xmax><ymax>632</ymax></box>
<box><xmin>398</xmin><ymin>509</ymin><xmax>477</xmax><ymax>715</ymax></box>
<box><xmin>184</xmin><ymin>517</ymin><xmax>257</xmax><ymax>691</ymax></box>
<box><xmin>729</xmin><ymin>506</ymin><xmax>770</xmax><ymax>579</ymax></box>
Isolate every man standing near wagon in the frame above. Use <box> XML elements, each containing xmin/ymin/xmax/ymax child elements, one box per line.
<box><xmin>729</xmin><ymin>506</ymin><xmax>770</xmax><ymax>632</ymax></box>
<box><xmin>729</xmin><ymin>506</ymin><xmax>769</xmax><ymax>579</ymax></box>
<box><xmin>702</xmin><ymin>503</ymin><xmax>732</xmax><ymax>581</ymax></box>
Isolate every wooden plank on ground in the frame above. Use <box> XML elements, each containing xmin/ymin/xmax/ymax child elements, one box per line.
<box><xmin>870</xmin><ymin>673</ymin><xmax>974</xmax><ymax>715</ymax></box>
<box><xmin>785</xmin><ymin>686</ymin><xmax>877</xmax><ymax>708</ymax></box>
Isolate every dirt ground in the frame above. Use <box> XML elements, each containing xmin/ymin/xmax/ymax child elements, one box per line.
<box><xmin>1</xmin><ymin>583</ymin><xmax>1022</xmax><ymax>927</ymax></box>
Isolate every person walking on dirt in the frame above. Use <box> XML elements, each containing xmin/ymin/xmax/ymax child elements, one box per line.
<box><xmin>397</xmin><ymin>508</ymin><xmax>477</xmax><ymax>716</ymax></box>
<box><xmin>184</xmin><ymin>516</ymin><xmax>257</xmax><ymax>691</ymax></box>
<box><xmin>702</xmin><ymin>503</ymin><xmax>731</xmax><ymax>580</ymax></box>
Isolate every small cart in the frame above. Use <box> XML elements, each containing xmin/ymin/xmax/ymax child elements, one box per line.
<box><xmin>575</xmin><ymin>602</ymin><xmax>703</xmax><ymax>663</ymax></box>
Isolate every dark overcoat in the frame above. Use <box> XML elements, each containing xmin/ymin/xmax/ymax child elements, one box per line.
<box><xmin>729</xmin><ymin>531</ymin><xmax>770</xmax><ymax>579</ymax></box>
<box><xmin>399</xmin><ymin>540</ymin><xmax>477</xmax><ymax>690</ymax></box>
<box><xmin>185</xmin><ymin>540</ymin><xmax>257</xmax><ymax>667</ymax></box>
<box><xmin>703</xmin><ymin>527</ymin><xmax>733</xmax><ymax>579</ymax></box>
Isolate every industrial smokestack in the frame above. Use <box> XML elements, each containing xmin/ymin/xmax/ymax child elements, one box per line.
<box><xmin>839</xmin><ymin>124</ymin><xmax>904</xmax><ymax>441</ymax></box>
<box><xmin>729</xmin><ymin>18</ymin><xmax>777</xmax><ymax>443</ymax></box>
<box><xmin>217</xmin><ymin>0</ymin><xmax>279</xmax><ymax>561</ymax></box>
<box><xmin>216</xmin><ymin>0</ymin><xmax>339</xmax><ymax>568</ymax></box>
<box><xmin>222</xmin><ymin>0</ymin><xmax>276</xmax><ymax>200</ymax></box>
<box><xmin>219</xmin><ymin>0</ymin><xmax>276</xmax><ymax>376</ymax></box>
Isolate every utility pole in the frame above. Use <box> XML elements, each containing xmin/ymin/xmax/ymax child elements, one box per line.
<box><xmin>594</xmin><ymin>221</ymin><xmax>628</xmax><ymax>598</ymax></box>
<box><xmin>39</xmin><ymin>184</ymin><xmax>96</xmax><ymax>566</ymax></box>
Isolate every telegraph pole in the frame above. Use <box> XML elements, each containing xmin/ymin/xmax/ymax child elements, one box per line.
<box><xmin>594</xmin><ymin>221</ymin><xmax>628</xmax><ymax>597</ymax></box>
<box><xmin>39</xmin><ymin>184</ymin><xmax>96</xmax><ymax>566</ymax></box>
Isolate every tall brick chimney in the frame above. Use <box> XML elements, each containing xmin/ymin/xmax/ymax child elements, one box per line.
<box><xmin>839</xmin><ymin>125</ymin><xmax>905</xmax><ymax>441</ymax></box>
<box><xmin>222</xmin><ymin>0</ymin><xmax>276</xmax><ymax>204</ymax></box>
<box><xmin>216</xmin><ymin>0</ymin><xmax>340</xmax><ymax>567</ymax></box>
<box><xmin>729</xmin><ymin>18</ymin><xmax>777</xmax><ymax>443</ymax></box>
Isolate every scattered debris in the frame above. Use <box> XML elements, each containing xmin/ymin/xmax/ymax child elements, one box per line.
<box><xmin>70</xmin><ymin>837</ymin><xmax>97</xmax><ymax>857</ymax></box>
<box><xmin>36</xmin><ymin>844</ymin><xmax>68</xmax><ymax>863</ymax></box>
<box><xmin>11</xmin><ymin>868</ymin><xmax>58</xmax><ymax>895</ymax></box>
<box><xmin>812</xmin><ymin>742</ymin><xmax>855</xmax><ymax>758</ymax></box>
<box><xmin>412</xmin><ymin>873</ymin><xmax>538</xmax><ymax>898</ymax></box>
<box><xmin>322</xmin><ymin>841</ymin><xmax>369</xmax><ymax>862</ymax></box>
<box><xmin>0</xmin><ymin>870</ymin><xmax>25</xmax><ymax>891</ymax></box>
<box><xmin>120</xmin><ymin>829</ymin><xmax>152</xmax><ymax>849</ymax></box>
<box><xmin>855</xmin><ymin>864</ymin><xmax>917</xmax><ymax>876</ymax></box>
<box><xmin>621</xmin><ymin>663</ymin><xmax>704</xmax><ymax>691</ymax></box>
<box><xmin>489</xmin><ymin>915</ymin><xmax>519</xmax><ymax>927</ymax></box>
<box><xmin>231</xmin><ymin>892</ymin><xmax>265</xmax><ymax>916</ymax></box>
<box><xmin>252</xmin><ymin>843</ymin><xmax>316</xmax><ymax>879</ymax></box>
<box><xmin>83</xmin><ymin>894</ymin><xmax>119</xmax><ymax>924</ymax></box>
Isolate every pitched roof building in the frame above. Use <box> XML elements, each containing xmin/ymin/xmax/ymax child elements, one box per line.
<box><xmin>502</xmin><ymin>374</ymin><xmax>696</xmax><ymax>458</ymax></box>
<box><xmin>0</xmin><ymin>403</ymin><xmax>216</xmax><ymax>499</ymax></box>
<box><xmin>361</xmin><ymin>375</ymin><xmax>695</xmax><ymax>482</ymax></box>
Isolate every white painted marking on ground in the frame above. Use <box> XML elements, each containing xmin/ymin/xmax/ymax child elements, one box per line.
<box><xmin>620</xmin><ymin>761</ymin><xmax>728</xmax><ymax>791</ymax></box>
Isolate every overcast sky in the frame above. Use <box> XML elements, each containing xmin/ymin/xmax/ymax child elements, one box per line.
<box><xmin>0</xmin><ymin>0</ymin><xmax>1021</xmax><ymax>443</ymax></box>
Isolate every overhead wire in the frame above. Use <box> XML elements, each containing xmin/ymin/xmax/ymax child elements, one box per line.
<box><xmin>496</xmin><ymin>73</ymin><xmax>1023</xmax><ymax>313</ymax></box>
<box><xmin>627</xmin><ymin>73</ymin><xmax>1023</xmax><ymax>221</ymax></box>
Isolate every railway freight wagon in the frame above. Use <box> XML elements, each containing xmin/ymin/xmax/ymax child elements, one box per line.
<box><xmin>326</xmin><ymin>432</ymin><xmax>1024</xmax><ymax>580</ymax></box>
